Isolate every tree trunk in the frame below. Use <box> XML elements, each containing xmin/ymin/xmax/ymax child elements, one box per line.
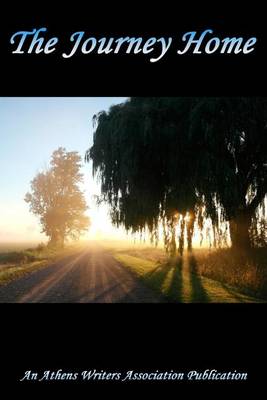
<box><xmin>229</xmin><ymin>211</ymin><xmax>251</xmax><ymax>250</ymax></box>
<box><xmin>212</xmin><ymin>224</ymin><xmax>217</xmax><ymax>249</ymax></box>
<box><xmin>49</xmin><ymin>231</ymin><xmax>64</xmax><ymax>248</ymax></box>
<box><xmin>186</xmin><ymin>212</ymin><xmax>195</xmax><ymax>252</ymax></box>
<box><xmin>179</xmin><ymin>218</ymin><xmax>185</xmax><ymax>256</ymax></box>
<box><xmin>170</xmin><ymin>227</ymin><xmax>177</xmax><ymax>258</ymax></box>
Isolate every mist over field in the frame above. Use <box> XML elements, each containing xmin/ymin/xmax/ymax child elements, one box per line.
<box><xmin>0</xmin><ymin>97</ymin><xmax>266</xmax><ymax>303</ymax></box>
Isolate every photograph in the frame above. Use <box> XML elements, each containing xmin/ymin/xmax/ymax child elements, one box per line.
<box><xmin>0</xmin><ymin>97</ymin><xmax>266</xmax><ymax>303</ymax></box>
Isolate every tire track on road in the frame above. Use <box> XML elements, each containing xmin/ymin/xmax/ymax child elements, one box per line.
<box><xmin>18</xmin><ymin>249</ymin><xmax>90</xmax><ymax>302</ymax></box>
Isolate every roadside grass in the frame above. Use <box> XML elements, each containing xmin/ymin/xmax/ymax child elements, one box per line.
<box><xmin>0</xmin><ymin>260</ymin><xmax>50</xmax><ymax>285</ymax></box>
<box><xmin>0</xmin><ymin>245</ymin><xmax>56</xmax><ymax>264</ymax></box>
<box><xmin>114</xmin><ymin>249</ymin><xmax>266</xmax><ymax>303</ymax></box>
<box><xmin>195</xmin><ymin>247</ymin><xmax>267</xmax><ymax>299</ymax></box>
<box><xmin>0</xmin><ymin>243</ymin><xmax>84</xmax><ymax>286</ymax></box>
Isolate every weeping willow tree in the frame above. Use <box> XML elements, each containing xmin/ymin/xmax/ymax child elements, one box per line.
<box><xmin>191</xmin><ymin>98</ymin><xmax>267</xmax><ymax>249</ymax></box>
<box><xmin>87</xmin><ymin>97</ymin><xmax>267</xmax><ymax>254</ymax></box>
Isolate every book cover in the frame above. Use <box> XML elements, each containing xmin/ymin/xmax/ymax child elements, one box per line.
<box><xmin>0</xmin><ymin>1</ymin><xmax>265</xmax><ymax>396</ymax></box>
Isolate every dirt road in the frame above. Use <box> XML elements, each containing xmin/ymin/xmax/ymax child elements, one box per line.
<box><xmin>0</xmin><ymin>244</ymin><xmax>162</xmax><ymax>303</ymax></box>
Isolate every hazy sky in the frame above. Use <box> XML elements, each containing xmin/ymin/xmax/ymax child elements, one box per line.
<box><xmin>0</xmin><ymin>97</ymin><xmax>128</xmax><ymax>243</ymax></box>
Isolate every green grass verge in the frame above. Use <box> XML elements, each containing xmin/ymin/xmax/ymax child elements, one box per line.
<box><xmin>0</xmin><ymin>260</ymin><xmax>50</xmax><ymax>285</ymax></box>
<box><xmin>0</xmin><ymin>243</ymin><xmax>84</xmax><ymax>286</ymax></box>
<box><xmin>114</xmin><ymin>253</ymin><xmax>265</xmax><ymax>303</ymax></box>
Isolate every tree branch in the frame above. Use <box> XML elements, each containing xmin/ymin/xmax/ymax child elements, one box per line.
<box><xmin>247</xmin><ymin>179</ymin><xmax>267</xmax><ymax>214</ymax></box>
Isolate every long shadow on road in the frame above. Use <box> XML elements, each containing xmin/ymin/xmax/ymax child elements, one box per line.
<box><xmin>188</xmin><ymin>254</ymin><xmax>210</xmax><ymax>303</ymax></box>
<box><xmin>164</xmin><ymin>257</ymin><xmax>183</xmax><ymax>303</ymax></box>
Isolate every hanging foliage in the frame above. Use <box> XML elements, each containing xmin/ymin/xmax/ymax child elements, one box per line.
<box><xmin>87</xmin><ymin>97</ymin><xmax>267</xmax><ymax>253</ymax></box>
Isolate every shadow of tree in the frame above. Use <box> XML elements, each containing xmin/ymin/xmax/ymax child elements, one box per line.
<box><xmin>188</xmin><ymin>254</ymin><xmax>210</xmax><ymax>303</ymax></box>
<box><xmin>142</xmin><ymin>257</ymin><xmax>183</xmax><ymax>302</ymax></box>
<box><xmin>164</xmin><ymin>257</ymin><xmax>183</xmax><ymax>302</ymax></box>
<box><xmin>220</xmin><ymin>282</ymin><xmax>248</xmax><ymax>303</ymax></box>
<box><xmin>140</xmin><ymin>254</ymin><xmax>211</xmax><ymax>303</ymax></box>
<box><xmin>144</xmin><ymin>260</ymin><xmax>174</xmax><ymax>291</ymax></box>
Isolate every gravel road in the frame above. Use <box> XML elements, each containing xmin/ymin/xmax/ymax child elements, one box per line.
<box><xmin>0</xmin><ymin>244</ymin><xmax>162</xmax><ymax>303</ymax></box>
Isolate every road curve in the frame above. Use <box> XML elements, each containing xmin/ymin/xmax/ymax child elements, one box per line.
<box><xmin>0</xmin><ymin>244</ymin><xmax>162</xmax><ymax>303</ymax></box>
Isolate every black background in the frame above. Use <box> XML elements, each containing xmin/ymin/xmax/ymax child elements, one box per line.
<box><xmin>0</xmin><ymin>0</ymin><xmax>266</xmax><ymax>396</ymax></box>
<box><xmin>1</xmin><ymin>2</ymin><xmax>267</xmax><ymax>95</ymax></box>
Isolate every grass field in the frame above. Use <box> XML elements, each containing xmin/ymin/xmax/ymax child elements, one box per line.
<box><xmin>108</xmin><ymin>243</ymin><xmax>267</xmax><ymax>303</ymax></box>
<box><xmin>0</xmin><ymin>242</ymin><xmax>39</xmax><ymax>253</ymax></box>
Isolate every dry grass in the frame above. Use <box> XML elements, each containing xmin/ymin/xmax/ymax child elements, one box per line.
<box><xmin>195</xmin><ymin>247</ymin><xmax>267</xmax><ymax>298</ymax></box>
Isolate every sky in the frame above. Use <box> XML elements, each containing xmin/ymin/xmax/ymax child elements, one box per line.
<box><xmin>0</xmin><ymin>97</ymin><xmax>128</xmax><ymax>243</ymax></box>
